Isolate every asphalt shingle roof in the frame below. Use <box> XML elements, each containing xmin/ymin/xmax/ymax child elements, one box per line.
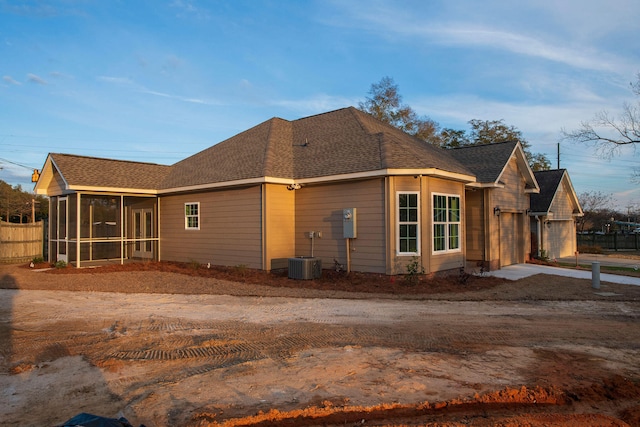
<box><xmin>50</xmin><ymin>153</ymin><xmax>171</xmax><ymax>190</ymax></box>
<box><xmin>530</xmin><ymin>169</ymin><xmax>566</xmax><ymax>213</ymax></box>
<box><xmin>49</xmin><ymin>107</ymin><xmax>476</xmax><ymax>192</ymax></box>
<box><xmin>448</xmin><ymin>141</ymin><xmax>519</xmax><ymax>184</ymax></box>
<box><xmin>160</xmin><ymin>107</ymin><xmax>473</xmax><ymax>189</ymax></box>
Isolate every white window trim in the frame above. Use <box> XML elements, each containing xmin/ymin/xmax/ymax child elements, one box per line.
<box><xmin>397</xmin><ymin>191</ymin><xmax>421</xmax><ymax>256</ymax></box>
<box><xmin>432</xmin><ymin>192</ymin><xmax>461</xmax><ymax>254</ymax></box>
<box><xmin>184</xmin><ymin>202</ymin><xmax>200</xmax><ymax>230</ymax></box>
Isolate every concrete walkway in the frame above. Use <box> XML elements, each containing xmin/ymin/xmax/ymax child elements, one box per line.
<box><xmin>489</xmin><ymin>261</ymin><xmax>640</xmax><ymax>286</ymax></box>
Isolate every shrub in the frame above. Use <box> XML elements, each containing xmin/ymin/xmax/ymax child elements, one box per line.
<box><xmin>188</xmin><ymin>259</ymin><xmax>201</xmax><ymax>270</ymax></box>
<box><xmin>535</xmin><ymin>249</ymin><xmax>550</xmax><ymax>262</ymax></box>
<box><xmin>54</xmin><ymin>260</ymin><xmax>67</xmax><ymax>269</ymax></box>
<box><xmin>31</xmin><ymin>256</ymin><xmax>45</xmax><ymax>264</ymax></box>
<box><xmin>577</xmin><ymin>245</ymin><xmax>603</xmax><ymax>254</ymax></box>
<box><xmin>404</xmin><ymin>256</ymin><xmax>424</xmax><ymax>286</ymax></box>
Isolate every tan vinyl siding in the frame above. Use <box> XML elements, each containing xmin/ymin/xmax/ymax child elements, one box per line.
<box><xmin>48</xmin><ymin>169</ymin><xmax>67</xmax><ymax>196</ymax></box>
<box><xmin>263</xmin><ymin>184</ymin><xmax>296</xmax><ymax>269</ymax></box>
<box><xmin>388</xmin><ymin>176</ymin><xmax>465</xmax><ymax>275</ymax></box>
<box><xmin>426</xmin><ymin>178</ymin><xmax>466</xmax><ymax>273</ymax></box>
<box><xmin>491</xmin><ymin>157</ymin><xmax>531</xmax><ymax>266</ymax></box>
<box><xmin>544</xmin><ymin>179</ymin><xmax>578</xmax><ymax>259</ymax></box>
<box><xmin>159</xmin><ymin>186</ymin><xmax>262</xmax><ymax>268</ymax></box>
<box><xmin>492</xmin><ymin>157</ymin><xmax>530</xmax><ymax>212</ymax></box>
<box><xmin>553</xmin><ymin>180</ymin><xmax>574</xmax><ymax>218</ymax></box>
<box><xmin>295</xmin><ymin>178</ymin><xmax>386</xmax><ymax>274</ymax></box>
<box><xmin>464</xmin><ymin>189</ymin><xmax>485</xmax><ymax>262</ymax></box>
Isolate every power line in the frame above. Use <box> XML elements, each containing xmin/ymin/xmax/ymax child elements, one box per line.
<box><xmin>0</xmin><ymin>157</ymin><xmax>37</xmax><ymax>170</ymax></box>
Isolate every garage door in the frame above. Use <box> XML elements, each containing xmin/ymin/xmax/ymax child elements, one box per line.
<box><xmin>547</xmin><ymin>220</ymin><xmax>575</xmax><ymax>259</ymax></box>
<box><xmin>500</xmin><ymin>213</ymin><xmax>521</xmax><ymax>267</ymax></box>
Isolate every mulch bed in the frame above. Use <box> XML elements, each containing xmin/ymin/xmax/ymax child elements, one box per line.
<box><xmin>28</xmin><ymin>260</ymin><xmax>506</xmax><ymax>295</ymax></box>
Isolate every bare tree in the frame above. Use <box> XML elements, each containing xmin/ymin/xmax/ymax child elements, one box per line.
<box><xmin>562</xmin><ymin>73</ymin><xmax>640</xmax><ymax>182</ymax></box>
<box><xmin>577</xmin><ymin>190</ymin><xmax>614</xmax><ymax>232</ymax></box>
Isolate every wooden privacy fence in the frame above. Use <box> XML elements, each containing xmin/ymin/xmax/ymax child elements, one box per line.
<box><xmin>0</xmin><ymin>221</ymin><xmax>44</xmax><ymax>263</ymax></box>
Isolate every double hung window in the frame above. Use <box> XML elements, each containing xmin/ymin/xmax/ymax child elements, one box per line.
<box><xmin>433</xmin><ymin>194</ymin><xmax>460</xmax><ymax>253</ymax></box>
<box><xmin>185</xmin><ymin>202</ymin><xmax>200</xmax><ymax>230</ymax></box>
<box><xmin>397</xmin><ymin>192</ymin><xmax>419</xmax><ymax>254</ymax></box>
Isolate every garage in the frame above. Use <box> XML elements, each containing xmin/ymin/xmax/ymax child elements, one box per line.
<box><xmin>500</xmin><ymin>212</ymin><xmax>525</xmax><ymax>267</ymax></box>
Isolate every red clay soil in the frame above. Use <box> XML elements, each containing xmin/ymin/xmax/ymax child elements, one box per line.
<box><xmin>31</xmin><ymin>260</ymin><xmax>505</xmax><ymax>295</ymax></box>
<box><xmin>189</xmin><ymin>378</ymin><xmax>640</xmax><ymax>427</ymax></box>
<box><xmin>11</xmin><ymin>260</ymin><xmax>640</xmax><ymax>426</ymax></box>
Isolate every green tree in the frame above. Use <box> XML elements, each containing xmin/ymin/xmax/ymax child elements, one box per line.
<box><xmin>562</xmin><ymin>72</ymin><xmax>640</xmax><ymax>182</ymax></box>
<box><xmin>359</xmin><ymin>76</ymin><xmax>442</xmax><ymax>145</ymax></box>
<box><xmin>467</xmin><ymin>119</ymin><xmax>551</xmax><ymax>171</ymax></box>
<box><xmin>439</xmin><ymin>128</ymin><xmax>469</xmax><ymax>148</ymax></box>
<box><xmin>359</xmin><ymin>77</ymin><xmax>551</xmax><ymax>170</ymax></box>
<box><xmin>0</xmin><ymin>180</ymin><xmax>48</xmax><ymax>223</ymax></box>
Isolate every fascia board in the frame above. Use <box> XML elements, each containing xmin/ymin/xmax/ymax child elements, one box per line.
<box><xmin>495</xmin><ymin>143</ymin><xmax>540</xmax><ymax>193</ymax></box>
<box><xmin>68</xmin><ymin>185</ymin><xmax>158</xmax><ymax>195</ymax></box>
<box><xmin>466</xmin><ymin>182</ymin><xmax>505</xmax><ymax>189</ymax></box>
<box><xmin>159</xmin><ymin>169</ymin><xmax>476</xmax><ymax>193</ymax></box>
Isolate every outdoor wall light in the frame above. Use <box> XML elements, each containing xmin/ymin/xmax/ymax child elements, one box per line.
<box><xmin>493</xmin><ymin>206</ymin><xmax>500</xmax><ymax>216</ymax></box>
<box><xmin>287</xmin><ymin>183</ymin><xmax>301</xmax><ymax>191</ymax></box>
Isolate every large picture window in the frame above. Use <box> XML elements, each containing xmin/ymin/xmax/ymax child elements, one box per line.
<box><xmin>397</xmin><ymin>192</ymin><xmax>419</xmax><ymax>255</ymax></box>
<box><xmin>433</xmin><ymin>194</ymin><xmax>461</xmax><ymax>253</ymax></box>
<box><xmin>185</xmin><ymin>202</ymin><xmax>200</xmax><ymax>230</ymax></box>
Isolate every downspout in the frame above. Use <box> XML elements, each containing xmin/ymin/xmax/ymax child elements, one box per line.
<box><xmin>535</xmin><ymin>215</ymin><xmax>542</xmax><ymax>258</ymax></box>
<box><xmin>120</xmin><ymin>195</ymin><xmax>124</xmax><ymax>265</ymax></box>
<box><xmin>157</xmin><ymin>197</ymin><xmax>161</xmax><ymax>261</ymax></box>
<box><xmin>384</xmin><ymin>176</ymin><xmax>391</xmax><ymax>275</ymax></box>
<box><xmin>419</xmin><ymin>175</ymin><xmax>424</xmax><ymax>274</ymax></box>
<box><xmin>261</xmin><ymin>184</ymin><xmax>267</xmax><ymax>271</ymax></box>
<box><xmin>76</xmin><ymin>194</ymin><xmax>81</xmax><ymax>268</ymax></box>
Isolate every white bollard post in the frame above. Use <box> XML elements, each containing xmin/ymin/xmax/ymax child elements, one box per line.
<box><xmin>592</xmin><ymin>262</ymin><xmax>600</xmax><ymax>289</ymax></box>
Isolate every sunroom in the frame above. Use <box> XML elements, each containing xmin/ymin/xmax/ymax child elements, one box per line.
<box><xmin>34</xmin><ymin>153</ymin><xmax>169</xmax><ymax>267</ymax></box>
<box><xmin>48</xmin><ymin>193</ymin><xmax>159</xmax><ymax>267</ymax></box>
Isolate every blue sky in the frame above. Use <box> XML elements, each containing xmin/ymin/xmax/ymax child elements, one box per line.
<box><xmin>1</xmin><ymin>0</ymin><xmax>639</xmax><ymax>211</ymax></box>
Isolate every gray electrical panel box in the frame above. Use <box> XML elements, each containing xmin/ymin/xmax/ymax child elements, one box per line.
<box><xmin>343</xmin><ymin>208</ymin><xmax>357</xmax><ymax>238</ymax></box>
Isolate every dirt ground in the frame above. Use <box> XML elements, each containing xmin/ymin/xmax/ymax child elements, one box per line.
<box><xmin>1</xmin><ymin>261</ymin><xmax>640</xmax><ymax>427</ymax></box>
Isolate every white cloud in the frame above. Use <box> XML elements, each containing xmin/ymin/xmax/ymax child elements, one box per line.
<box><xmin>271</xmin><ymin>94</ymin><xmax>358</xmax><ymax>116</ymax></box>
<box><xmin>97</xmin><ymin>76</ymin><xmax>134</xmax><ymax>85</ymax></box>
<box><xmin>327</xmin><ymin>1</ymin><xmax>637</xmax><ymax>75</ymax></box>
<box><xmin>169</xmin><ymin>0</ymin><xmax>210</xmax><ymax>20</ymax></box>
<box><xmin>3</xmin><ymin>75</ymin><xmax>21</xmax><ymax>85</ymax></box>
<box><xmin>97</xmin><ymin>75</ymin><xmax>221</xmax><ymax>106</ymax></box>
<box><xmin>26</xmin><ymin>73</ymin><xmax>47</xmax><ymax>85</ymax></box>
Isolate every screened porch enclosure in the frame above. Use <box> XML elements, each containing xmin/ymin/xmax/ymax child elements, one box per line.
<box><xmin>50</xmin><ymin>193</ymin><xmax>159</xmax><ymax>267</ymax></box>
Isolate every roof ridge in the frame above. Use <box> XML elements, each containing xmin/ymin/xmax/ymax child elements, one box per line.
<box><xmin>449</xmin><ymin>140</ymin><xmax>518</xmax><ymax>151</ymax></box>
<box><xmin>348</xmin><ymin>108</ymin><xmax>386</xmax><ymax>169</ymax></box>
<box><xmin>51</xmin><ymin>152</ymin><xmax>169</xmax><ymax>167</ymax></box>
<box><xmin>292</xmin><ymin>106</ymin><xmax>353</xmax><ymax>123</ymax></box>
<box><xmin>262</xmin><ymin>117</ymin><xmax>293</xmax><ymax>177</ymax></box>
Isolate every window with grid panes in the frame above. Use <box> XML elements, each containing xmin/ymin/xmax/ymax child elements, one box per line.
<box><xmin>398</xmin><ymin>192</ymin><xmax>419</xmax><ymax>254</ymax></box>
<box><xmin>184</xmin><ymin>202</ymin><xmax>200</xmax><ymax>230</ymax></box>
<box><xmin>433</xmin><ymin>194</ymin><xmax>460</xmax><ymax>253</ymax></box>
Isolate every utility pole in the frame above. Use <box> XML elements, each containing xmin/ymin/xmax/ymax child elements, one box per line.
<box><xmin>557</xmin><ymin>143</ymin><xmax>560</xmax><ymax>169</ymax></box>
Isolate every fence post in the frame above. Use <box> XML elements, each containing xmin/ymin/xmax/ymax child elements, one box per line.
<box><xmin>592</xmin><ymin>262</ymin><xmax>600</xmax><ymax>289</ymax></box>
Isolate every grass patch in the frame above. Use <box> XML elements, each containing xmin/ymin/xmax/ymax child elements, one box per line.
<box><xmin>556</xmin><ymin>262</ymin><xmax>639</xmax><ymax>274</ymax></box>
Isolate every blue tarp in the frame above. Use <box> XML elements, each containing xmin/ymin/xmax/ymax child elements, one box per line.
<box><xmin>57</xmin><ymin>413</ymin><xmax>143</xmax><ymax>427</ymax></box>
